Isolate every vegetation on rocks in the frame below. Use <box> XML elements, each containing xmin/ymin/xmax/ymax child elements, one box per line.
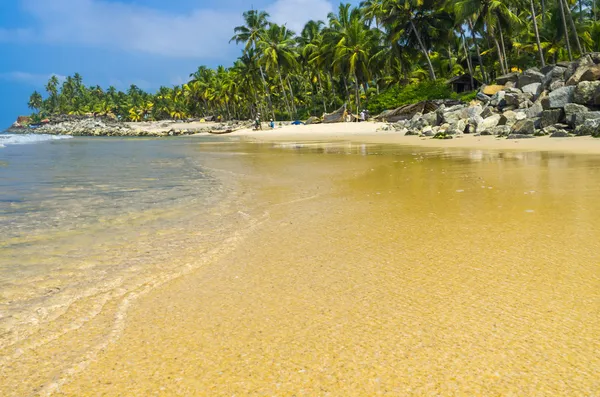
<box><xmin>24</xmin><ymin>1</ymin><xmax>600</xmax><ymax>124</ymax></box>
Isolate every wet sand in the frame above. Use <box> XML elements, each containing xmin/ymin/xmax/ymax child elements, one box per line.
<box><xmin>231</xmin><ymin>122</ymin><xmax>600</xmax><ymax>155</ymax></box>
<box><xmin>2</xmin><ymin>141</ymin><xmax>599</xmax><ymax>396</ymax></box>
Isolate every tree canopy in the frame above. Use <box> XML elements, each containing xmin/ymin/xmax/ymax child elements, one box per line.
<box><xmin>28</xmin><ymin>1</ymin><xmax>600</xmax><ymax>121</ymax></box>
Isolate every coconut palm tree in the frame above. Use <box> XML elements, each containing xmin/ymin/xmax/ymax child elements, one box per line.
<box><xmin>28</xmin><ymin>91</ymin><xmax>43</xmax><ymax>112</ymax></box>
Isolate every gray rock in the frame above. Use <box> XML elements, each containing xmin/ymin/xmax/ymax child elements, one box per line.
<box><xmin>489</xmin><ymin>125</ymin><xmax>512</xmax><ymax>136</ymax></box>
<box><xmin>476</xmin><ymin>92</ymin><xmax>491</xmax><ymax>103</ymax></box>
<box><xmin>462</xmin><ymin>105</ymin><xmax>484</xmax><ymax>119</ymax></box>
<box><xmin>496</xmin><ymin>72</ymin><xmax>519</xmax><ymax>85</ymax></box>
<box><xmin>421</xmin><ymin>126</ymin><xmax>434</xmax><ymax>136</ymax></box>
<box><xmin>549</xmin><ymin>80</ymin><xmax>565</xmax><ymax>91</ymax></box>
<box><xmin>446</xmin><ymin>119</ymin><xmax>467</xmax><ymax>135</ymax></box>
<box><xmin>477</xmin><ymin>114</ymin><xmax>501</xmax><ymax>133</ymax></box>
<box><xmin>580</xmin><ymin>65</ymin><xmax>600</xmax><ymax>82</ymax></box>
<box><xmin>511</xmin><ymin>119</ymin><xmax>536</xmax><ymax>135</ymax></box>
<box><xmin>573</xmin><ymin>81</ymin><xmax>600</xmax><ymax>105</ymax></box>
<box><xmin>540</xmin><ymin>109</ymin><xmax>565</xmax><ymax>128</ymax></box>
<box><xmin>572</xmin><ymin>111</ymin><xmax>600</xmax><ymax>128</ymax></box>
<box><xmin>489</xmin><ymin>91</ymin><xmax>506</xmax><ymax>107</ymax></box>
<box><xmin>480</xmin><ymin>106</ymin><xmax>494</xmax><ymax>118</ymax></box>
<box><xmin>499</xmin><ymin>110</ymin><xmax>527</xmax><ymax>126</ymax></box>
<box><xmin>574</xmin><ymin>118</ymin><xmax>600</xmax><ymax>136</ymax></box>
<box><xmin>565</xmin><ymin>56</ymin><xmax>595</xmax><ymax>85</ymax></box>
<box><xmin>546</xmin><ymin>86</ymin><xmax>576</xmax><ymax>108</ymax></box>
<box><xmin>550</xmin><ymin>129</ymin><xmax>571</xmax><ymax>138</ymax></box>
<box><xmin>564</xmin><ymin>103</ymin><xmax>590</xmax><ymax>127</ymax></box>
<box><xmin>518</xmin><ymin>69</ymin><xmax>545</xmax><ymax>88</ymax></box>
<box><xmin>521</xmin><ymin>83</ymin><xmax>542</xmax><ymax>99</ymax></box>
<box><xmin>525</xmin><ymin>101</ymin><xmax>543</xmax><ymax>117</ymax></box>
<box><xmin>422</xmin><ymin>111</ymin><xmax>439</xmax><ymax>127</ymax></box>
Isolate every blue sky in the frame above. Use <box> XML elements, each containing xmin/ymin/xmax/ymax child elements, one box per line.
<box><xmin>0</xmin><ymin>0</ymin><xmax>358</xmax><ymax>127</ymax></box>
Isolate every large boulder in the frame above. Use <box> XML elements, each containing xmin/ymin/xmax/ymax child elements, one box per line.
<box><xmin>477</xmin><ymin>114</ymin><xmax>502</xmax><ymax>133</ymax></box>
<box><xmin>510</xmin><ymin>119</ymin><xmax>536</xmax><ymax>135</ymax></box>
<box><xmin>580</xmin><ymin>65</ymin><xmax>600</xmax><ymax>82</ymax></box>
<box><xmin>545</xmin><ymin>86</ymin><xmax>575</xmax><ymax>108</ymax></box>
<box><xmin>518</xmin><ymin>69</ymin><xmax>545</xmax><ymax>88</ymax></box>
<box><xmin>499</xmin><ymin>110</ymin><xmax>527</xmax><ymax>127</ymax></box>
<box><xmin>489</xmin><ymin>125</ymin><xmax>512</xmax><ymax>136</ymax></box>
<box><xmin>462</xmin><ymin>104</ymin><xmax>484</xmax><ymax>119</ymax></box>
<box><xmin>574</xmin><ymin>118</ymin><xmax>600</xmax><ymax>136</ymax></box>
<box><xmin>571</xmin><ymin>111</ymin><xmax>600</xmax><ymax>128</ymax></box>
<box><xmin>505</xmin><ymin>92</ymin><xmax>531</xmax><ymax>107</ymax></box>
<box><xmin>564</xmin><ymin>103</ymin><xmax>590</xmax><ymax>127</ymax></box>
<box><xmin>540</xmin><ymin>109</ymin><xmax>565</xmax><ymax>128</ymax></box>
<box><xmin>446</xmin><ymin>119</ymin><xmax>467</xmax><ymax>135</ymax></box>
<box><xmin>496</xmin><ymin>72</ymin><xmax>519</xmax><ymax>85</ymax></box>
<box><xmin>549</xmin><ymin>80</ymin><xmax>565</xmax><ymax>91</ymax></box>
<box><xmin>489</xmin><ymin>91</ymin><xmax>506</xmax><ymax>107</ymax></box>
<box><xmin>481</xmin><ymin>84</ymin><xmax>505</xmax><ymax>96</ymax></box>
<box><xmin>521</xmin><ymin>83</ymin><xmax>542</xmax><ymax>99</ymax></box>
<box><xmin>526</xmin><ymin>101</ymin><xmax>544</xmax><ymax>118</ymax></box>
<box><xmin>565</xmin><ymin>55</ymin><xmax>595</xmax><ymax>85</ymax></box>
<box><xmin>573</xmin><ymin>81</ymin><xmax>600</xmax><ymax>105</ymax></box>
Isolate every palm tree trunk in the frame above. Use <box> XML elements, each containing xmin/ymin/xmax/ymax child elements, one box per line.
<box><xmin>354</xmin><ymin>72</ymin><xmax>360</xmax><ymax>117</ymax></box>
<box><xmin>530</xmin><ymin>0</ymin><xmax>546</xmax><ymax>67</ymax></box>
<box><xmin>409</xmin><ymin>19</ymin><xmax>437</xmax><ymax>80</ymax></box>
<box><xmin>558</xmin><ymin>0</ymin><xmax>574</xmax><ymax>61</ymax></box>
<box><xmin>258</xmin><ymin>65</ymin><xmax>275</xmax><ymax>120</ymax></box>
<box><xmin>286</xmin><ymin>76</ymin><xmax>297</xmax><ymax>118</ymax></box>
<box><xmin>277</xmin><ymin>67</ymin><xmax>292</xmax><ymax>120</ymax></box>
<box><xmin>497</xmin><ymin>21</ymin><xmax>510</xmax><ymax>72</ymax></box>
<box><xmin>563</xmin><ymin>0</ymin><xmax>583</xmax><ymax>55</ymax></box>
<box><xmin>494</xmin><ymin>35</ymin><xmax>506</xmax><ymax>75</ymax></box>
<box><xmin>461</xmin><ymin>32</ymin><xmax>475</xmax><ymax>89</ymax></box>
<box><xmin>468</xmin><ymin>19</ymin><xmax>488</xmax><ymax>83</ymax></box>
<box><xmin>317</xmin><ymin>73</ymin><xmax>327</xmax><ymax>113</ymax></box>
<box><xmin>542</xmin><ymin>0</ymin><xmax>546</xmax><ymax>23</ymax></box>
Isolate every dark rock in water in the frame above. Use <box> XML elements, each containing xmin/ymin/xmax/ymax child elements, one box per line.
<box><xmin>540</xmin><ymin>109</ymin><xmax>565</xmax><ymax>128</ymax></box>
<box><xmin>496</xmin><ymin>72</ymin><xmax>519</xmax><ymax>85</ymax></box>
<box><xmin>574</xmin><ymin>118</ymin><xmax>600</xmax><ymax>136</ymax></box>
<box><xmin>511</xmin><ymin>119</ymin><xmax>536</xmax><ymax>135</ymax></box>
<box><xmin>573</xmin><ymin>81</ymin><xmax>600</xmax><ymax>105</ymax></box>
<box><xmin>507</xmin><ymin>134</ymin><xmax>535</xmax><ymax>139</ymax></box>
<box><xmin>545</xmin><ymin>86</ymin><xmax>575</xmax><ymax>108</ymax></box>
<box><xmin>518</xmin><ymin>69</ymin><xmax>545</xmax><ymax>88</ymax></box>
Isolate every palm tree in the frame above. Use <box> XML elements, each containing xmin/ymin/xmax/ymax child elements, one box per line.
<box><xmin>231</xmin><ymin>10</ymin><xmax>275</xmax><ymax>119</ymax></box>
<box><xmin>28</xmin><ymin>91</ymin><xmax>43</xmax><ymax>112</ymax></box>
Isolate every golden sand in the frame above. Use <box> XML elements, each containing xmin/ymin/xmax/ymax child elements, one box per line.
<box><xmin>2</xmin><ymin>142</ymin><xmax>599</xmax><ymax>396</ymax></box>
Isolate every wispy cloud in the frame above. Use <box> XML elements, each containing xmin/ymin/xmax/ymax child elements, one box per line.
<box><xmin>268</xmin><ymin>0</ymin><xmax>334</xmax><ymax>33</ymax></box>
<box><xmin>0</xmin><ymin>72</ymin><xmax>66</xmax><ymax>86</ymax></box>
<box><xmin>1</xmin><ymin>0</ymin><xmax>335</xmax><ymax>59</ymax></box>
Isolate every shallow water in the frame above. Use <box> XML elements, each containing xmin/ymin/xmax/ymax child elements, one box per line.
<box><xmin>1</xmin><ymin>138</ymin><xmax>599</xmax><ymax>396</ymax></box>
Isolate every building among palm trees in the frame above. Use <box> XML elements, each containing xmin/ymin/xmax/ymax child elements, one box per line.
<box><xmin>447</xmin><ymin>74</ymin><xmax>481</xmax><ymax>94</ymax></box>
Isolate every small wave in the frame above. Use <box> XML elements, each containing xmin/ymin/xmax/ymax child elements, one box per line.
<box><xmin>0</xmin><ymin>133</ymin><xmax>73</xmax><ymax>147</ymax></box>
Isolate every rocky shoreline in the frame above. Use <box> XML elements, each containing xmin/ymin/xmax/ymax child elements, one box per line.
<box><xmin>6</xmin><ymin>115</ymin><xmax>251</xmax><ymax>137</ymax></box>
<box><xmin>379</xmin><ymin>54</ymin><xmax>600</xmax><ymax>139</ymax></box>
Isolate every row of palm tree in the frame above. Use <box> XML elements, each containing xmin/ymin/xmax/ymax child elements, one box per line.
<box><xmin>28</xmin><ymin>1</ymin><xmax>600</xmax><ymax>122</ymax></box>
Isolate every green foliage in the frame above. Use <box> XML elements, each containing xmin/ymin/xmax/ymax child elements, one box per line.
<box><xmin>456</xmin><ymin>90</ymin><xmax>477</xmax><ymax>102</ymax></box>
<box><xmin>433</xmin><ymin>132</ymin><xmax>453</xmax><ymax>140</ymax></box>
<box><xmin>367</xmin><ymin>80</ymin><xmax>455</xmax><ymax>115</ymax></box>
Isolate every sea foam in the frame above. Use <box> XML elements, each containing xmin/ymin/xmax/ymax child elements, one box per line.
<box><xmin>0</xmin><ymin>133</ymin><xmax>73</xmax><ymax>147</ymax></box>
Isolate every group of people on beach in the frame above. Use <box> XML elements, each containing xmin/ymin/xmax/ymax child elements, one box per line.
<box><xmin>254</xmin><ymin>113</ymin><xmax>275</xmax><ymax>130</ymax></box>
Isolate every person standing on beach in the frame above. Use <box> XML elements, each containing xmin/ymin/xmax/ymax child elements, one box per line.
<box><xmin>359</xmin><ymin>110</ymin><xmax>365</xmax><ymax>122</ymax></box>
<box><xmin>254</xmin><ymin>113</ymin><xmax>262</xmax><ymax>130</ymax></box>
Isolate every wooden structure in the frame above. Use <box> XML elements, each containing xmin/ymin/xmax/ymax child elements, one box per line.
<box><xmin>447</xmin><ymin>74</ymin><xmax>481</xmax><ymax>93</ymax></box>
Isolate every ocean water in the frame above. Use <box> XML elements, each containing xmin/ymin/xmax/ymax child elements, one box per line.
<box><xmin>1</xmin><ymin>134</ymin><xmax>599</xmax><ymax>395</ymax></box>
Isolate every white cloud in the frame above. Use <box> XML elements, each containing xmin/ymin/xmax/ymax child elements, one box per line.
<box><xmin>2</xmin><ymin>0</ymin><xmax>336</xmax><ymax>58</ymax></box>
<box><xmin>15</xmin><ymin>0</ymin><xmax>243</xmax><ymax>59</ymax></box>
<box><xmin>268</xmin><ymin>0</ymin><xmax>334</xmax><ymax>33</ymax></box>
<box><xmin>0</xmin><ymin>72</ymin><xmax>66</xmax><ymax>86</ymax></box>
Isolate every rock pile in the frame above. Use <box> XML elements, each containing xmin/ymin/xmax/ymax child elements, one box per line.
<box><xmin>379</xmin><ymin>53</ymin><xmax>600</xmax><ymax>138</ymax></box>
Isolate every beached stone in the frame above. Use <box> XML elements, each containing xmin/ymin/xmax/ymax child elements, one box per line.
<box><xmin>550</xmin><ymin>129</ymin><xmax>571</xmax><ymax>137</ymax></box>
<box><xmin>305</xmin><ymin>116</ymin><xmax>320</xmax><ymax>125</ymax></box>
<box><xmin>489</xmin><ymin>91</ymin><xmax>506</xmax><ymax>107</ymax></box>
<box><xmin>480</xmin><ymin>106</ymin><xmax>494</xmax><ymax>118</ymax></box>
<box><xmin>540</xmin><ymin>109</ymin><xmax>565</xmax><ymax>128</ymax></box>
<box><xmin>499</xmin><ymin>110</ymin><xmax>526</xmax><ymax>126</ymax></box>
<box><xmin>574</xmin><ymin>118</ymin><xmax>600</xmax><ymax>136</ymax></box>
<box><xmin>462</xmin><ymin>105</ymin><xmax>484</xmax><ymax>119</ymax></box>
<box><xmin>571</xmin><ymin>111</ymin><xmax>600</xmax><ymax>128</ymax></box>
<box><xmin>446</xmin><ymin>119</ymin><xmax>467</xmax><ymax>135</ymax></box>
<box><xmin>526</xmin><ymin>101</ymin><xmax>544</xmax><ymax>118</ymax></box>
<box><xmin>476</xmin><ymin>92</ymin><xmax>491</xmax><ymax>103</ymax></box>
<box><xmin>521</xmin><ymin>83</ymin><xmax>542</xmax><ymax>99</ymax></box>
<box><xmin>511</xmin><ymin>119</ymin><xmax>535</xmax><ymax>135</ymax></box>
<box><xmin>496</xmin><ymin>72</ymin><xmax>519</xmax><ymax>85</ymax></box>
<box><xmin>566</xmin><ymin>56</ymin><xmax>595</xmax><ymax>85</ymax></box>
<box><xmin>549</xmin><ymin>80</ymin><xmax>565</xmax><ymax>91</ymax></box>
<box><xmin>477</xmin><ymin>114</ymin><xmax>501</xmax><ymax>133</ymax></box>
<box><xmin>518</xmin><ymin>69</ymin><xmax>545</xmax><ymax>88</ymax></box>
<box><xmin>481</xmin><ymin>84</ymin><xmax>505</xmax><ymax>96</ymax></box>
<box><xmin>421</xmin><ymin>126</ymin><xmax>434</xmax><ymax>136</ymax></box>
<box><xmin>580</xmin><ymin>65</ymin><xmax>600</xmax><ymax>82</ymax></box>
<box><xmin>422</xmin><ymin>112</ymin><xmax>439</xmax><ymax>127</ymax></box>
<box><xmin>489</xmin><ymin>125</ymin><xmax>512</xmax><ymax>136</ymax></box>
<box><xmin>573</xmin><ymin>81</ymin><xmax>600</xmax><ymax>105</ymax></box>
<box><xmin>545</xmin><ymin>86</ymin><xmax>575</xmax><ymax>108</ymax></box>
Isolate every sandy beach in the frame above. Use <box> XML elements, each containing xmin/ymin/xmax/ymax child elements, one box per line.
<box><xmin>229</xmin><ymin>121</ymin><xmax>600</xmax><ymax>155</ymax></box>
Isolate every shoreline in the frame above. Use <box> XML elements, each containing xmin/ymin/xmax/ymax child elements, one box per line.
<box><xmin>228</xmin><ymin>122</ymin><xmax>600</xmax><ymax>155</ymax></box>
